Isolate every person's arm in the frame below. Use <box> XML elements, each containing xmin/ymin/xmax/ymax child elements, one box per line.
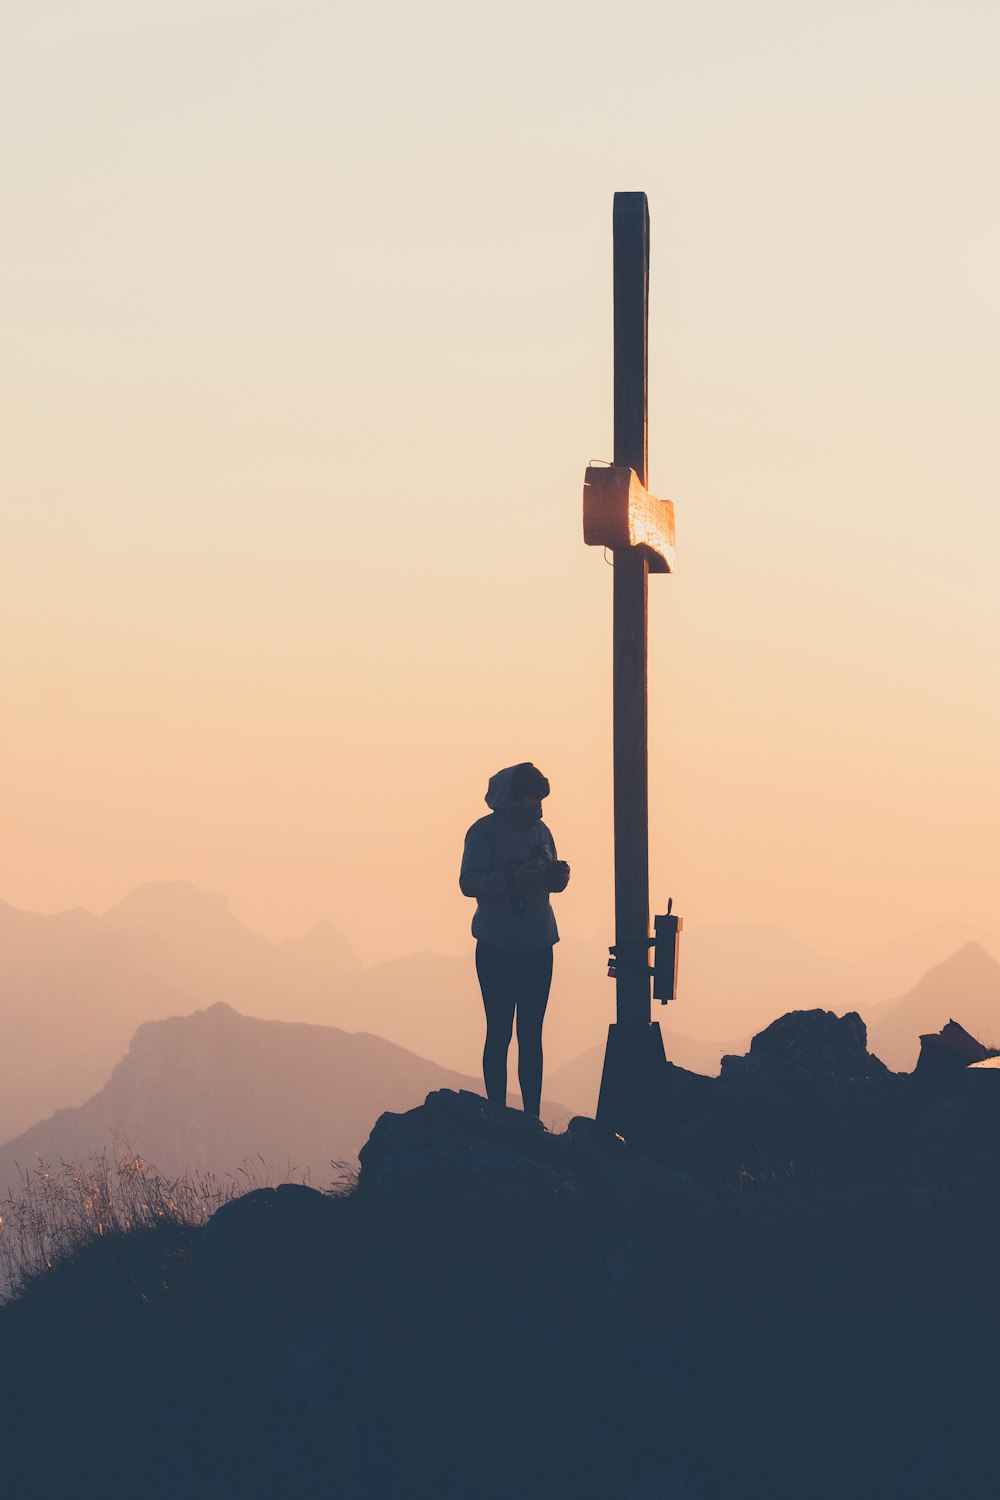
<box><xmin>459</xmin><ymin>822</ymin><xmax>506</xmax><ymax>899</ymax></box>
<box><xmin>542</xmin><ymin>828</ymin><xmax>570</xmax><ymax>892</ymax></box>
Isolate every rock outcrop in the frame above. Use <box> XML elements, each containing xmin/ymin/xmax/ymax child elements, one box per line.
<box><xmin>357</xmin><ymin>1088</ymin><xmax>721</xmax><ymax>1243</ymax></box>
<box><xmin>913</xmin><ymin>1017</ymin><xmax>991</xmax><ymax>1093</ymax></box>
<box><xmin>722</xmin><ymin>1007</ymin><xmax>883</xmax><ymax>1091</ymax></box>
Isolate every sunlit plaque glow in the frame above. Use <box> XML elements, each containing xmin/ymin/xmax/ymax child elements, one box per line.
<box><xmin>583</xmin><ymin>465</ymin><xmax>676</xmax><ymax>574</ymax></box>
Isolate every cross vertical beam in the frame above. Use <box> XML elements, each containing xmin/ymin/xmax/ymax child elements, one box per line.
<box><xmin>613</xmin><ymin>192</ymin><xmax>649</xmax><ymax>488</ymax></box>
<box><xmin>611</xmin><ymin>192</ymin><xmax>652</xmax><ymax>1033</ymax></box>
<box><xmin>588</xmin><ymin>191</ymin><xmax>675</xmax><ymax>1154</ymax></box>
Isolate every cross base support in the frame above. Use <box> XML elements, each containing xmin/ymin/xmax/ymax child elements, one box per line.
<box><xmin>596</xmin><ymin>1021</ymin><xmax>674</xmax><ymax>1156</ymax></box>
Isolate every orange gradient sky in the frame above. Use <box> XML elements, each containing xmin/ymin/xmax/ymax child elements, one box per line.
<box><xmin>3</xmin><ymin>1</ymin><xmax>998</xmax><ymax>963</ymax></box>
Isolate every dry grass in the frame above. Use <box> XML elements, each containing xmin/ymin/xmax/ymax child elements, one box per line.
<box><xmin>0</xmin><ymin>1142</ymin><xmax>280</xmax><ymax>1298</ymax></box>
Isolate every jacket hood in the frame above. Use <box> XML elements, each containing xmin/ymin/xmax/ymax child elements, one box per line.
<box><xmin>485</xmin><ymin>764</ymin><xmax>540</xmax><ymax>819</ymax></box>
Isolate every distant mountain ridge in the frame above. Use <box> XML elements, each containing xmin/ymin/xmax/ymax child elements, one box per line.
<box><xmin>668</xmin><ymin>920</ymin><xmax>1000</xmax><ymax>1044</ymax></box>
<box><xmin>549</xmin><ymin>941</ymin><xmax>1000</xmax><ymax>1092</ymax></box>
<box><xmin>0</xmin><ymin>883</ymin><xmax>363</xmax><ymax>1141</ymax></box>
<box><xmin>0</xmin><ymin>1003</ymin><xmax>568</xmax><ymax>1199</ymax></box>
<box><xmin>2</xmin><ymin>880</ymin><xmax>997</xmax><ymax>1142</ymax></box>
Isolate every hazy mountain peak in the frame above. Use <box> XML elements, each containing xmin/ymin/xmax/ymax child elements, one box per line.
<box><xmin>103</xmin><ymin>880</ymin><xmax>233</xmax><ymax>929</ymax></box>
<box><xmin>912</xmin><ymin>940</ymin><xmax>1000</xmax><ymax>990</ymax></box>
<box><xmin>282</xmin><ymin>920</ymin><xmax>362</xmax><ymax>972</ymax></box>
<box><xmin>867</xmin><ymin>941</ymin><xmax>1000</xmax><ymax>1071</ymax></box>
<box><xmin>956</xmin><ymin>939</ymin><xmax>998</xmax><ymax>963</ymax></box>
<box><xmin>194</xmin><ymin>1000</ymin><xmax>243</xmax><ymax>1021</ymax></box>
<box><xmin>129</xmin><ymin>1000</ymin><xmax>243</xmax><ymax>1046</ymax></box>
<box><xmin>0</xmin><ymin>899</ymin><xmax>100</xmax><ymax>937</ymax></box>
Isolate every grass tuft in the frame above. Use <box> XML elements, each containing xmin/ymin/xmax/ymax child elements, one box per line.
<box><xmin>0</xmin><ymin>1141</ymin><xmax>283</xmax><ymax>1299</ymax></box>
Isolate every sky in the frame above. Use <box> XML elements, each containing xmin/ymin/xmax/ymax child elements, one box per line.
<box><xmin>3</xmin><ymin>0</ymin><xmax>998</xmax><ymax>963</ymax></box>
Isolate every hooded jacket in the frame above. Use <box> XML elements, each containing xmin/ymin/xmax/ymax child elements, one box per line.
<box><xmin>459</xmin><ymin>765</ymin><xmax>561</xmax><ymax>950</ymax></box>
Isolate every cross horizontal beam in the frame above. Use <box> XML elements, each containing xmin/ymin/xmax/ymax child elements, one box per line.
<box><xmin>582</xmin><ymin>464</ymin><xmax>675</xmax><ymax>574</ymax></box>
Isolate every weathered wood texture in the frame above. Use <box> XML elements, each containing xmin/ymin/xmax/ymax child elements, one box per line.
<box><xmin>611</xmin><ymin>191</ymin><xmax>652</xmax><ymax>1032</ymax></box>
<box><xmin>613</xmin><ymin>192</ymin><xmax>649</xmax><ymax>484</ymax></box>
<box><xmin>612</xmin><ymin>548</ymin><xmax>651</xmax><ymax>1028</ymax></box>
<box><xmin>583</xmin><ymin>465</ymin><xmax>675</xmax><ymax>573</ymax></box>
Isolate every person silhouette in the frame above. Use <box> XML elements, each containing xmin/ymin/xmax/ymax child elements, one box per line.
<box><xmin>459</xmin><ymin>763</ymin><xmax>570</xmax><ymax>1117</ymax></box>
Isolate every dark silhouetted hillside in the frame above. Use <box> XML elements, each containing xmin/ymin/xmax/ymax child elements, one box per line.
<box><xmin>3</xmin><ymin>1013</ymin><xmax>999</xmax><ymax>1500</ymax></box>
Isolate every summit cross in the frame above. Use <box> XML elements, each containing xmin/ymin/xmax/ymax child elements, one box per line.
<box><xmin>582</xmin><ymin>191</ymin><xmax>680</xmax><ymax>1150</ymax></box>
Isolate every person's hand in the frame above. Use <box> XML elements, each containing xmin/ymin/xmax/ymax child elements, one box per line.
<box><xmin>547</xmin><ymin>860</ymin><xmax>571</xmax><ymax>892</ymax></box>
<box><xmin>512</xmin><ymin>859</ymin><xmax>548</xmax><ymax>886</ymax></box>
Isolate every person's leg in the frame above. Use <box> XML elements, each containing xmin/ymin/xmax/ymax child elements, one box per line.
<box><xmin>514</xmin><ymin>946</ymin><xmax>554</xmax><ymax>1117</ymax></box>
<box><xmin>476</xmin><ymin>943</ymin><xmax>516</xmax><ymax>1106</ymax></box>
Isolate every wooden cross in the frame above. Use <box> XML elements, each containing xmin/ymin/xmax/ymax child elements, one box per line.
<box><xmin>583</xmin><ymin>191</ymin><xmax>678</xmax><ymax>1149</ymax></box>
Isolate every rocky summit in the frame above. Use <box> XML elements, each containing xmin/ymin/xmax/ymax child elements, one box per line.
<box><xmin>2</xmin><ymin>1009</ymin><xmax>999</xmax><ymax>1500</ymax></box>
